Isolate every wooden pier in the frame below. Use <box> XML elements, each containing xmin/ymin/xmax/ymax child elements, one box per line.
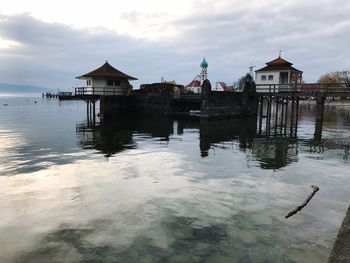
<box><xmin>74</xmin><ymin>82</ymin><xmax>350</xmax><ymax>126</ymax></box>
<box><xmin>75</xmin><ymin>87</ymin><xmax>102</xmax><ymax>125</ymax></box>
<box><xmin>256</xmin><ymin>83</ymin><xmax>350</xmax><ymax>137</ymax></box>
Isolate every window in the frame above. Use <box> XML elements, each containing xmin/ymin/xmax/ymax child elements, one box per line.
<box><xmin>107</xmin><ymin>80</ymin><xmax>120</xmax><ymax>86</ymax></box>
<box><xmin>261</xmin><ymin>75</ymin><xmax>266</xmax><ymax>81</ymax></box>
<box><xmin>268</xmin><ymin>75</ymin><xmax>274</xmax><ymax>80</ymax></box>
<box><xmin>86</xmin><ymin>80</ymin><xmax>92</xmax><ymax>86</ymax></box>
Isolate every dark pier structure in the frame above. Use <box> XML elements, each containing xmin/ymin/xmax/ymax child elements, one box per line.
<box><xmin>256</xmin><ymin>83</ymin><xmax>350</xmax><ymax>138</ymax></box>
<box><xmin>75</xmin><ymin>62</ymin><xmax>350</xmax><ymax>127</ymax></box>
<box><xmin>75</xmin><ymin>62</ymin><xmax>259</xmax><ymax>123</ymax></box>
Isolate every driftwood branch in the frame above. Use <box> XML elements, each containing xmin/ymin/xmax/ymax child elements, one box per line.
<box><xmin>285</xmin><ymin>185</ymin><xmax>320</xmax><ymax>218</ymax></box>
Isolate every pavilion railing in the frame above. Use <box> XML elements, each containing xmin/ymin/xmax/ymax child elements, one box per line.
<box><xmin>75</xmin><ymin>86</ymin><xmax>127</xmax><ymax>96</ymax></box>
<box><xmin>256</xmin><ymin>83</ymin><xmax>350</xmax><ymax>94</ymax></box>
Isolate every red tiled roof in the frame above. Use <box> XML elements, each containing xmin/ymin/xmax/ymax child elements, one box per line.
<box><xmin>266</xmin><ymin>57</ymin><xmax>293</xmax><ymax>66</ymax></box>
<box><xmin>255</xmin><ymin>56</ymin><xmax>302</xmax><ymax>73</ymax></box>
<box><xmin>218</xmin><ymin>81</ymin><xmax>227</xmax><ymax>88</ymax></box>
<box><xmin>185</xmin><ymin>79</ymin><xmax>201</xmax><ymax>88</ymax></box>
<box><xmin>217</xmin><ymin>82</ymin><xmax>234</xmax><ymax>92</ymax></box>
<box><xmin>255</xmin><ymin>64</ymin><xmax>303</xmax><ymax>73</ymax></box>
<box><xmin>77</xmin><ymin>62</ymin><xmax>137</xmax><ymax>80</ymax></box>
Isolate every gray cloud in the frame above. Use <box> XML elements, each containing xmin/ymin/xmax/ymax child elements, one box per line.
<box><xmin>0</xmin><ymin>0</ymin><xmax>349</xmax><ymax>90</ymax></box>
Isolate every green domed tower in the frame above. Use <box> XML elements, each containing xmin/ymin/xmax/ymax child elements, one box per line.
<box><xmin>200</xmin><ymin>57</ymin><xmax>208</xmax><ymax>68</ymax></box>
<box><xmin>200</xmin><ymin>57</ymin><xmax>208</xmax><ymax>84</ymax></box>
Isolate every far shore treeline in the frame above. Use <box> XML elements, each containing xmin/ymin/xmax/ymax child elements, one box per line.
<box><xmin>0</xmin><ymin>83</ymin><xmax>53</xmax><ymax>94</ymax></box>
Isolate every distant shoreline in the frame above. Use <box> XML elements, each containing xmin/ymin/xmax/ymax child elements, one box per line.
<box><xmin>0</xmin><ymin>92</ymin><xmax>43</xmax><ymax>98</ymax></box>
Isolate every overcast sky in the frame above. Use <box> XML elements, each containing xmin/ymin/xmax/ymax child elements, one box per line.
<box><xmin>0</xmin><ymin>0</ymin><xmax>349</xmax><ymax>90</ymax></box>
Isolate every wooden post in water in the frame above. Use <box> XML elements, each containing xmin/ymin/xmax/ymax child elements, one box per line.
<box><xmin>92</xmin><ymin>101</ymin><xmax>96</xmax><ymax>125</ymax></box>
<box><xmin>280</xmin><ymin>97</ymin><xmax>285</xmax><ymax>134</ymax></box>
<box><xmin>258</xmin><ymin>97</ymin><xmax>264</xmax><ymax>134</ymax></box>
<box><xmin>86</xmin><ymin>101</ymin><xmax>90</xmax><ymax>125</ymax></box>
<box><xmin>266</xmin><ymin>97</ymin><xmax>272</xmax><ymax>135</ymax></box>
<box><xmin>265</xmin><ymin>97</ymin><xmax>269</xmax><ymax>135</ymax></box>
<box><xmin>274</xmin><ymin>98</ymin><xmax>279</xmax><ymax>134</ymax></box>
<box><xmin>290</xmin><ymin>96</ymin><xmax>295</xmax><ymax>136</ymax></box>
<box><xmin>314</xmin><ymin>93</ymin><xmax>325</xmax><ymax>141</ymax></box>
<box><xmin>294</xmin><ymin>97</ymin><xmax>300</xmax><ymax>137</ymax></box>
<box><xmin>284</xmin><ymin>98</ymin><xmax>289</xmax><ymax>135</ymax></box>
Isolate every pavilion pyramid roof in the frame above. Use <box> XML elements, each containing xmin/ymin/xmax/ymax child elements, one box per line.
<box><xmin>256</xmin><ymin>56</ymin><xmax>302</xmax><ymax>73</ymax></box>
<box><xmin>77</xmin><ymin>61</ymin><xmax>137</xmax><ymax>80</ymax></box>
<box><xmin>266</xmin><ymin>56</ymin><xmax>293</xmax><ymax>66</ymax></box>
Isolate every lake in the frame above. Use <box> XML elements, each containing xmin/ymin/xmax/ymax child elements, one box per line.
<box><xmin>0</xmin><ymin>96</ymin><xmax>349</xmax><ymax>262</ymax></box>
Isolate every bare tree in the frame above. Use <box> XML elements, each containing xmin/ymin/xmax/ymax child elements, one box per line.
<box><xmin>234</xmin><ymin>73</ymin><xmax>253</xmax><ymax>91</ymax></box>
<box><xmin>318</xmin><ymin>70</ymin><xmax>350</xmax><ymax>87</ymax></box>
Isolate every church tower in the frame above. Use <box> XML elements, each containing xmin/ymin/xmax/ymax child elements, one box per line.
<box><xmin>200</xmin><ymin>57</ymin><xmax>208</xmax><ymax>85</ymax></box>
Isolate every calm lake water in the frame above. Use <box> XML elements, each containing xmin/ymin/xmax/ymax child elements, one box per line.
<box><xmin>0</xmin><ymin>96</ymin><xmax>349</xmax><ymax>263</ymax></box>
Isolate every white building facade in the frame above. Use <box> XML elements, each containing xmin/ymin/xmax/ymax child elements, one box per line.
<box><xmin>185</xmin><ymin>57</ymin><xmax>208</xmax><ymax>94</ymax></box>
<box><xmin>255</xmin><ymin>56</ymin><xmax>303</xmax><ymax>92</ymax></box>
<box><xmin>76</xmin><ymin>61</ymin><xmax>137</xmax><ymax>96</ymax></box>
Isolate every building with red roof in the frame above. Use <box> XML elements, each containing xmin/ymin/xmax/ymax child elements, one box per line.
<box><xmin>76</xmin><ymin>61</ymin><xmax>137</xmax><ymax>96</ymax></box>
<box><xmin>255</xmin><ymin>54</ymin><xmax>303</xmax><ymax>92</ymax></box>
<box><xmin>184</xmin><ymin>58</ymin><xmax>209</xmax><ymax>94</ymax></box>
<box><xmin>185</xmin><ymin>77</ymin><xmax>201</xmax><ymax>93</ymax></box>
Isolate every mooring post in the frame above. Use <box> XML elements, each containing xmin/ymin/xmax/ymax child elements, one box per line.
<box><xmin>316</xmin><ymin>93</ymin><xmax>325</xmax><ymax>121</ymax></box>
<box><xmin>314</xmin><ymin>93</ymin><xmax>325</xmax><ymax>141</ymax></box>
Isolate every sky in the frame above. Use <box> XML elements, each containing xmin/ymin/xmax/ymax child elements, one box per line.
<box><xmin>0</xmin><ymin>0</ymin><xmax>350</xmax><ymax>90</ymax></box>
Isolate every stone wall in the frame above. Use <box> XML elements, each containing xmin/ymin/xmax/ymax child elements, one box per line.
<box><xmin>100</xmin><ymin>80</ymin><xmax>258</xmax><ymax>119</ymax></box>
<box><xmin>201</xmin><ymin>79</ymin><xmax>258</xmax><ymax>119</ymax></box>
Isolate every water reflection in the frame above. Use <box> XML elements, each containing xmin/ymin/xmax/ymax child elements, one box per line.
<box><xmin>76</xmin><ymin>106</ymin><xmax>350</xmax><ymax>169</ymax></box>
<box><xmin>199</xmin><ymin>117</ymin><xmax>257</xmax><ymax>157</ymax></box>
<box><xmin>76</xmin><ymin>114</ymin><xmax>174</xmax><ymax>157</ymax></box>
<box><xmin>17</xmin><ymin>217</ymin><xmax>232</xmax><ymax>263</ymax></box>
<box><xmin>1</xmin><ymin>99</ymin><xmax>350</xmax><ymax>263</ymax></box>
<box><xmin>253</xmin><ymin>137</ymin><xmax>298</xmax><ymax>170</ymax></box>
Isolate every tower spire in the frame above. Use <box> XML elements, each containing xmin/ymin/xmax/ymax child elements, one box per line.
<box><xmin>199</xmin><ymin>57</ymin><xmax>208</xmax><ymax>84</ymax></box>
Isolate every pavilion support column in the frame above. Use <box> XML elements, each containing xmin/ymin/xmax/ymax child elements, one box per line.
<box><xmin>86</xmin><ymin>101</ymin><xmax>89</xmax><ymax>125</ymax></box>
<box><xmin>274</xmin><ymin>98</ymin><xmax>279</xmax><ymax>134</ymax></box>
<box><xmin>280</xmin><ymin>97</ymin><xmax>285</xmax><ymax>134</ymax></box>
<box><xmin>294</xmin><ymin>97</ymin><xmax>300</xmax><ymax>137</ymax></box>
<box><xmin>266</xmin><ymin>97</ymin><xmax>271</xmax><ymax>135</ymax></box>
<box><xmin>284</xmin><ymin>98</ymin><xmax>289</xmax><ymax>135</ymax></box>
<box><xmin>92</xmin><ymin>100</ymin><xmax>96</xmax><ymax>125</ymax></box>
<box><xmin>290</xmin><ymin>96</ymin><xmax>295</xmax><ymax>136</ymax></box>
<box><xmin>258</xmin><ymin>97</ymin><xmax>264</xmax><ymax>135</ymax></box>
<box><xmin>288</xmin><ymin>71</ymin><xmax>291</xmax><ymax>86</ymax></box>
<box><xmin>89</xmin><ymin>101</ymin><xmax>92</xmax><ymax>120</ymax></box>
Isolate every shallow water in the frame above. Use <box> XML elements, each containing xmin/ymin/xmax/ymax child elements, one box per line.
<box><xmin>0</xmin><ymin>97</ymin><xmax>349</xmax><ymax>262</ymax></box>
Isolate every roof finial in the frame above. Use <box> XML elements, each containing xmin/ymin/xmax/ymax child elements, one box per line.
<box><xmin>279</xmin><ymin>50</ymin><xmax>282</xmax><ymax>58</ymax></box>
<box><xmin>105</xmin><ymin>60</ymin><xmax>108</xmax><ymax>63</ymax></box>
